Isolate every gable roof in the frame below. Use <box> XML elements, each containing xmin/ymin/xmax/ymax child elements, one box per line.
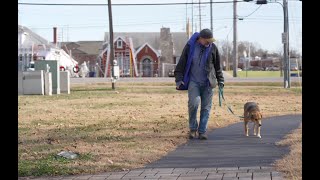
<box><xmin>105</xmin><ymin>32</ymin><xmax>188</xmax><ymax>56</ymax></box>
<box><xmin>114</xmin><ymin>36</ymin><xmax>127</xmax><ymax>43</ymax></box>
<box><xmin>18</xmin><ymin>25</ymin><xmax>50</xmax><ymax>46</ymax></box>
<box><xmin>60</xmin><ymin>41</ymin><xmax>104</xmax><ymax>55</ymax></box>
<box><xmin>135</xmin><ymin>43</ymin><xmax>161</xmax><ymax>57</ymax></box>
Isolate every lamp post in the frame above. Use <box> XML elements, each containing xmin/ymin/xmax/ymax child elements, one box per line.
<box><xmin>233</xmin><ymin>0</ymin><xmax>238</xmax><ymax>77</ymax></box>
<box><xmin>243</xmin><ymin>0</ymin><xmax>290</xmax><ymax>88</ymax></box>
<box><xmin>271</xmin><ymin>0</ymin><xmax>290</xmax><ymax>88</ymax></box>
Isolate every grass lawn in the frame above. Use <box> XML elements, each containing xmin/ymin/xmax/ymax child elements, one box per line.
<box><xmin>225</xmin><ymin>70</ymin><xmax>301</xmax><ymax>78</ymax></box>
<box><xmin>275</xmin><ymin>124</ymin><xmax>302</xmax><ymax>180</ymax></box>
<box><xmin>18</xmin><ymin>82</ymin><xmax>302</xmax><ymax>177</ymax></box>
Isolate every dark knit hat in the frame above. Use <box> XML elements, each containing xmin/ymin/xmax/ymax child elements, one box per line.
<box><xmin>199</xmin><ymin>28</ymin><xmax>216</xmax><ymax>43</ymax></box>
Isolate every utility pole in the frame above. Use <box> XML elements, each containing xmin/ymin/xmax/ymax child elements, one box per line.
<box><xmin>210</xmin><ymin>0</ymin><xmax>213</xmax><ymax>31</ymax></box>
<box><xmin>195</xmin><ymin>0</ymin><xmax>205</xmax><ymax>31</ymax></box>
<box><xmin>108</xmin><ymin>0</ymin><xmax>115</xmax><ymax>90</ymax></box>
<box><xmin>248</xmin><ymin>42</ymin><xmax>251</xmax><ymax>70</ymax></box>
<box><xmin>192</xmin><ymin>0</ymin><xmax>194</xmax><ymax>33</ymax></box>
<box><xmin>186</xmin><ymin>0</ymin><xmax>188</xmax><ymax>31</ymax></box>
<box><xmin>283</xmin><ymin>0</ymin><xmax>290</xmax><ymax>88</ymax></box>
<box><xmin>199</xmin><ymin>0</ymin><xmax>202</xmax><ymax>30</ymax></box>
<box><xmin>233</xmin><ymin>0</ymin><xmax>238</xmax><ymax>77</ymax></box>
<box><xmin>67</xmin><ymin>25</ymin><xmax>69</xmax><ymax>42</ymax></box>
<box><xmin>226</xmin><ymin>44</ymin><xmax>229</xmax><ymax>71</ymax></box>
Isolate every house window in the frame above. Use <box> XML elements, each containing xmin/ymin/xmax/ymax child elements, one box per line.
<box><xmin>117</xmin><ymin>40</ymin><xmax>122</xmax><ymax>48</ymax></box>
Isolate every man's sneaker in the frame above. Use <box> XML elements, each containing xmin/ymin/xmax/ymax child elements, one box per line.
<box><xmin>199</xmin><ymin>133</ymin><xmax>208</xmax><ymax>140</ymax></box>
<box><xmin>189</xmin><ymin>130</ymin><xmax>197</xmax><ymax>139</ymax></box>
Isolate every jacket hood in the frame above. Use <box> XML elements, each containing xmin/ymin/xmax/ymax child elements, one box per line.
<box><xmin>187</xmin><ymin>32</ymin><xmax>200</xmax><ymax>45</ymax></box>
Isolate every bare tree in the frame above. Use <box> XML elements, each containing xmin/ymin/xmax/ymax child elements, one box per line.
<box><xmin>289</xmin><ymin>48</ymin><xmax>301</xmax><ymax>58</ymax></box>
<box><xmin>217</xmin><ymin>40</ymin><xmax>232</xmax><ymax>70</ymax></box>
<box><xmin>237</xmin><ymin>41</ymin><xmax>261</xmax><ymax>59</ymax></box>
<box><xmin>277</xmin><ymin>47</ymin><xmax>283</xmax><ymax>77</ymax></box>
<box><xmin>219</xmin><ymin>40</ymin><xmax>290</xmax><ymax>72</ymax></box>
<box><xmin>256</xmin><ymin>49</ymin><xmax>268</xmax><ymax>59</ymax></box>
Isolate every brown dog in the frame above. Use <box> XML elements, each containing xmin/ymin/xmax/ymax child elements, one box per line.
<box><xmin>243</xmin><ymin>102</ymin><xmax>263</xmax><ymax>138</ymax></box>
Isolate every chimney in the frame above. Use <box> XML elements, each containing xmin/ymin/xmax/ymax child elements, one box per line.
<box><xmin>53</xmin><ymin>27</ymin><xmax>57</xmax><ymax>46</ymax></box>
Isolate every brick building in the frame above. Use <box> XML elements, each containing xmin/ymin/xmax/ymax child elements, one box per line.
<box><xmin>135</xmin><ymin>43</ymin><xmax>161</xmax><ymax>77</ymax></box>
<box><xmin>61</xmin><ymin>41</ymin><xmax>103</xmax><ymax>71</ymax></box>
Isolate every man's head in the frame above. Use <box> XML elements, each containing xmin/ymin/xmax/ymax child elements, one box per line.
<box><xmin>199</xmin><ymin>28</ymin><xmax>216</xmax><ymax>47</ymax></box>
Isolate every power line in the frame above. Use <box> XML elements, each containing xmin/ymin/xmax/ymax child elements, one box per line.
<box><xmin>239</xmin><ymin>5</ymin><xmax>262</xmax><ymax>18</ymax></box>
<box><xmin>26</xmin><ymin>17</ymin><xmax>300</xmax><ymax>30</ymax></box>
<box><xmin>18</xmin><ymin>1</ymin><xmax>245</xmax><ymax>6</ymax></box>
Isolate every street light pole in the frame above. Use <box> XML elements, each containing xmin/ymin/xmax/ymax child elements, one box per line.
<box><xmin>210</xmin><ymin>0</ymin><xmax>213</xmax><ymax>32</ymax></box>
<box><xmin>233</xmin><ymin>0</ymin><xmax>238</xmax><ymax>77</ymax></box>
<box><xmin>243</xmin><ymin>0</ymin><xmax>290</xmax><ymax>88</ymax></box>
<box><xmin>268</xmin><ymin>0</ymin><xmax>290</xmax><ymax>88</ymax></box>
<box><xmin>275</xmin><ymin>0</ymin><xmax>290</xmax><ymax>88</ymax></box>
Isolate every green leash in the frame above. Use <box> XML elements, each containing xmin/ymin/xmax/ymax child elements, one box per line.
<box><xmin>218</xmin><ymin>86</ymin><xmax>245</xmax><ymax>119</ymax></box>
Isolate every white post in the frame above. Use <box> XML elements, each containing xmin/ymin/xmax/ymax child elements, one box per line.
<box><xmin>162</xmin><ymin>63</ymin><xmax>165</xmax><ymax>77</ymax></box>
<box><xmin>61</xmin><ymin>71</ymin><xmax>70</xmax><ymax>94</ymax></box>
<box><xmin>44</xmin><ymin>72</ymin><xmax>52</xmax><ymax>96</ymax></box>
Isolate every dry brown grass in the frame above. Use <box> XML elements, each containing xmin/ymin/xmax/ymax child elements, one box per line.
<box><xmin>18</xmin><ymin>82</ymin><xmax>302</xmax><ymax>177</ymax></box>
<box><xmin>274</xmin><ymin>124</ymin><xmax>302</xmax><ymax>180</ymax></box>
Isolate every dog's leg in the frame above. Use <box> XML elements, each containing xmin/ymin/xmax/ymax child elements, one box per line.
<box><xmin>257</xmin><ymin>120</ymin><xmax>262</xmax><ymax>138</ymax></box>
<box><xmin>253</xmin><ymin>122</ymin><xmax>257</xmax><ymax>136</ymax></box>
<box><xmin>244</xmin><ymin>121</ymin><xmax>249</xmax><ymax>136</ymax></box>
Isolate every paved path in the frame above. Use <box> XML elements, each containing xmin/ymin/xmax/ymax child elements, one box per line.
<box><xmin>19</xmin><ymin>114</ymin><xmax>301</xmax><ymax>180</ymax></box>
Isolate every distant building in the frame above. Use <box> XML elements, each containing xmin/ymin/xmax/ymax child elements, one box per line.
<box><xmin>104</xmin><ymin>30</ymin><xmax>187</xmax><ymax>58</ymax></box>
<box><xmin>60</xmin><ymin>41</ymin><xmax>103</xmax><ymax>70</ymax></box>
<box><xmin>135</xmin><ymin>43</ymin><xmax>161</xmax><ymax>77</ymax></box>
<box><xmin>113</xmin><ymin>36</ymin><xmax>138</xmax><ymax>77</ymax></box>
<box><xmin>18</xmin><ymin>25</ymin><xmax>78</xmax><ymax>75</ymax></box>
<box><xmin>104</xmin><ymin>28</ymin><xmax>189</xmax><ymax>77</ymax></box>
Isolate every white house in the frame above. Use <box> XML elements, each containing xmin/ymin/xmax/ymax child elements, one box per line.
<box><xmin>18</xmin><ymin>25</ymin><xmax>79</xmax><ymax>76</ymax></box>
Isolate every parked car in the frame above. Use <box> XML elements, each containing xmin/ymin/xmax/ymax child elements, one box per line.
<box><xmin>248</xmin><ymin>66</ymin><xmax>264</xmax><ymax>71</ymax></box>
<box><xmin>290</xmin><ymin>66</ymin><xmax>298</xmax><ymax>71</ymax></box>
<box><xmin>168</xmin><ymin>69</ymin><xmax>175</xmax><ymax>77</ymax></box>
<box><xmin>265</xmin><ymin>66</ymin><xmax>280</xmax><ymax>71</ymax></box>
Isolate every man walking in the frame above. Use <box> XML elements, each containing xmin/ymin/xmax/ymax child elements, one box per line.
<box><xmin>174</xmin><ymin>28</ymin><xmax>224</xmax><ymax>140</ymax></box>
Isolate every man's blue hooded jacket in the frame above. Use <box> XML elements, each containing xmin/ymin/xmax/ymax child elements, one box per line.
<box><xmin>174</xmin><ymin>32</ymin><xmax>224</xmax><ymax>90</ymax></box>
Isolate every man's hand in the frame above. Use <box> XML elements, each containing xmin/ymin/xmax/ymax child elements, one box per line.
<box><xmin>176</xmin><ymin>81</ymin><xmax>184</xmax><ymax>90</ymax></box>
<box><xmin>218</xmin><ymin>81</ymin><xmax>224</xmax><ymax>89</ymax></box>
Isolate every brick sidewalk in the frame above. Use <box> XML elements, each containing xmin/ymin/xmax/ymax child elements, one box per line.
<box><xmin>19</xmin><ymin>166</ymin><xmax>283</xmax><ymax>180</ymax></box>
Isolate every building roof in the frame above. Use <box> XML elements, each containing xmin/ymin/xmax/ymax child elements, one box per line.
<box><xmin>135</xmin><ymin>43</ymin><xmax>161</xmax><ymax>57</ymax></box>
<box><xmin>18</xmin><ymin>25</ymin><xmax>50</xmax><ymax>47</ymax></box>
<box><xmin>114</xmin><ymin>36</ymin><xmax>127</xmax><ymax>43</ymax></box>
<box><xmin>60</xmin><ymin>41</ymin><xmax>104</xmax><ymax>55</ymax></box>
<box><xmin>104</xmin><ymin>32</ymin><xmax>188</xmax><ymax>56</ymax></box>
